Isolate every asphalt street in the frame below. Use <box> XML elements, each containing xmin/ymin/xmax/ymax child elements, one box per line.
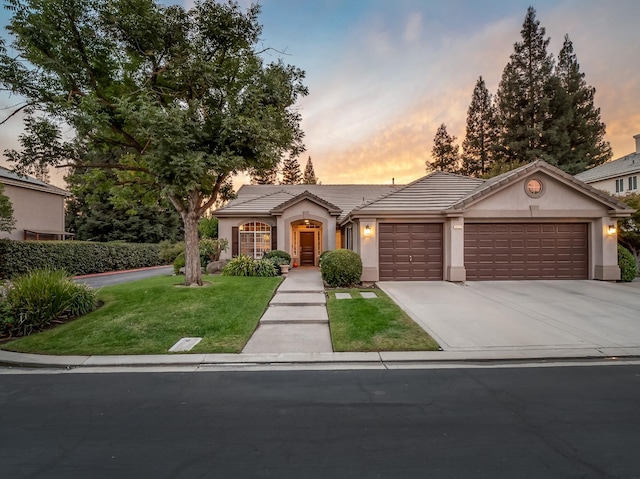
<box><xmin>1</xmin><ymin>365</ymin><xmax>639</xmax><ymax>478</ymax></box>
<box><xmin>74</xmin><ymin>266</ymin><xmax>173</xmax><ymax>288</ymax></box>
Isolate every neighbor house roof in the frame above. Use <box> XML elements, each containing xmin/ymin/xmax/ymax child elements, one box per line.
<box><xmin>215</xmin><ymin>184</ymin><xmax>399</xmax><ymax>222</ymax></box>
<box><xmin>0</xmin><ymin>166</ymin><xmax>70</xmax><ymax>197</ymax></box>
<box><xmin>575</xmin><ymin>151</ymin><xmax>640</xmax><ymax>183</ymax></box>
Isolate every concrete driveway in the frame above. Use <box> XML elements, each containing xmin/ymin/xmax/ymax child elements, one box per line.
<box><xmin>378</xmin><ymin>280</ymin><xmax>640</xmax><ymax>353</ymax></box>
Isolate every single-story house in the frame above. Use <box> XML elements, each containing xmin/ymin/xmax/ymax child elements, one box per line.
<box><xmin>575</xmin><ymin>134</ymin><xmax>640</xmax><ymax>195</ymax></box>
<box><xmin>215</xmin><ymin>160</ymin><xmax>632</xmax><ymax>282</ymax></box>
<box><xmin>0</xmin><ymin>166</ymin><xmax>72</xmax><ymax>241</ymax></box>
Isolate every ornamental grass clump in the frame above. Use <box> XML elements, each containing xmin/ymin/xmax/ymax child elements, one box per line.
<box><xmin>2</xmin><ymin>268</ymin><xmax>97</xmax><ymax>338</ymax></box>
<box><xmin>320</xmin><ymin>250</ymin><xmax>363</xmax><ymax>287</ymax></box>
<box><xmin>222</xmin><ymin>255</ymin><xmax>278</xmax><ymax>277</ymax></box>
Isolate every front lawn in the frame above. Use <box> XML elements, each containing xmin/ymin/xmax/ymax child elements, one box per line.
<box><xmin>327</xmin><ymin>289</ymin><xmax>439</xmax><ymax>352</ymax></box>
<box><xmin>2</xmin><ymin>275</ymin><xmax>281</xmax><ymax>355</ymax></box>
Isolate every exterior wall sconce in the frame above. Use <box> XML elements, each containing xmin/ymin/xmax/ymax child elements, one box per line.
<box><xmin>608</xmin><ymin>224</ymin><xmax>617</xmax><ymax>235</ymax></box>
<box><xmin>364</xmin><ymin>225</ymin><xmax>371</xmax><ymax>236</ymax></box>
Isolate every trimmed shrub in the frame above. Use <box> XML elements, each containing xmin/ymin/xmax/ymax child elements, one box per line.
<box><xmin>199</xmin><ymin>238</ymin><xmax>229</xmax><ymax>263</ymax></box>
<box><xmin>618</xmin><ymin>244</ymin><xmax>637</xmax><ymax>282</ymax></box>
<box><xmin>0</xmin><ymin>239</ymin><xmax>163</xmax><ymax>279</ymax></box>
<box><xmin>321</xmin><ymin>249</ymin><xmax>363</xmax><ymax>287</ymax></box>
<box><xmin>3</xmin><ymin>269</ymin><xmax>97</xmax><ymax>338</ymax></box>
<box><xmin>263</xmin><ymin>250</ymin><xmax>291</xmax><ymax>264</ymax></box>
<box><xmin>222</xmin><ymin>255</ymin><xmax>278</xmax><ymax>277</ymax></box>
<box><xmin>173</xmin><ymin>252</ymin><xmax>186</xmax><ymax>275</ymax></box>
<box><xmin>159</xmin><ymin>241</ymin><xmax>185</xmax><ymax>264</ymax></box>
<box><xmin>318</xmin><ymin>250</ymin><xmax>331</xmax><ymax>266</ymax></box>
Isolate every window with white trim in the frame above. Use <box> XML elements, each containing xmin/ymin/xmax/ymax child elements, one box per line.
<box><xmin>239</xmin><ymin>222</ymin><xmax>271</xmax><ymax>259</ymax></box>
<box><xmin>629</xmin><ymin>176</ymin><xmax>638</xmax><ymax>191</ymax></box>
<box><xmin>616</xmin><ymin>178</ymin><xmax>624</xmax><ymax>193</ymax></box>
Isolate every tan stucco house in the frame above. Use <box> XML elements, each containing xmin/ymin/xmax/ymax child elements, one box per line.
<box><xmin>575</xmin><ymin>134</ymin><xmax>640</xmax><ymax>195</ymax></box>
<box><xmin>0</xmin><ymin>166</ymin><xmax>72</xmax><ymax>241</ymax></box>
<box><xmin>215</xmin><ymin>160</ymin><xmax>631</xmax><ymax>282</ymax></box>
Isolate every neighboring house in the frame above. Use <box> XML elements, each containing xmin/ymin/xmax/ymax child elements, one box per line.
<box><xmin>215</xmin><ymin>160</ymin><xmax>631</xmax><ymax>282</ymax></box>
<box><xmin>0</xmin><ymin>166</ymin><xmax>72</xmax><ymax>241</ymax></box>
<box><xmin>575</xmin><ymin>134</ymin><xmax>640</xmax><ymax>195</ymax></box>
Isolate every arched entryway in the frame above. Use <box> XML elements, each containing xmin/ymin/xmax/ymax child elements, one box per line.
<box><xmin>291</xmin><ymin>219</ymin><xmax>322</xmax><ymax>266</ymax></box>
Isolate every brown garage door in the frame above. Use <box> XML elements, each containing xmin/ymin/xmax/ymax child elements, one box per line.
<box><xmin>465</xmin><ymin>223</ymin><xmax>588</xmax><ymax>280</ymax></box>
<box><xmin>379</xmin><ymin>223</ymin><xmax>443</xmax><ymax>280</ymax></box>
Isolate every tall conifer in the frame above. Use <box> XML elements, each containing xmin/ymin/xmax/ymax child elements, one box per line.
<box><xmin>281</xmin><ymin>156</ymin><xmax>302</xmax><ymax>184</ymax></box>
<box><xmin>462</xmin><ymin>76</ymin><xmax>497</xmax><ymax>177</ymax></box>
<box><xmin>428</xmin><ymin>124</ymin><xmax>460</xmax><ymax>173</ymax></box>
<box><xmin>302</xmin><ymin>157</ymin><xmax>318</xmax><ymax>184</ymax></box>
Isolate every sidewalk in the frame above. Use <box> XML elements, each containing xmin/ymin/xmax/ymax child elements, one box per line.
<box><xmin>242</xmin><ymin>267</ymin><xmax>333</xmax><ymax>353</ymax></box>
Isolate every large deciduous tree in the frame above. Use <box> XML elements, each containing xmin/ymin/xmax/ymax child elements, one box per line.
<box><xmin>0</xmin><ymin>183</ymin><xmax>15</xmax><ymax>233</ymax></box>
<box><xmin>461</xmin><ymin>76</ymin><xmax>496</xmax><ymax>177</ymax></box>
<box><xmin>0</xmin><ymin>0</ymin><xmax>307</xmax><ymax>286</ymax></box>
<box><xmin>428</xmin><ymin>124</ymin><xmax>460</xmax><ymax>174</ymax></box>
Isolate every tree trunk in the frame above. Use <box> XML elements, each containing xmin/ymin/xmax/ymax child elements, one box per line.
<box><xmin>182</xmin><ymin>209</ymin><xmax>202</xmax><ymax>286</ymax></box>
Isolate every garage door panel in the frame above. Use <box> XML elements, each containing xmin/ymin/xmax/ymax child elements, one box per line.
<box><xmin>379</xmin><ymin>223</ymin><xmax>443</xmax><ymax>281</ymax></box>
<box><xmin>465</xmin><ymin>223</ymin><xmax>588</xmax><ymax>280</ymax></box>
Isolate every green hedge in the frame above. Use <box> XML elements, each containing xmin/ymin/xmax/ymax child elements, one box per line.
<box><xmin>0</xmin><ymin>239</ymin><xmax>163</xmax><ymax>279</ymax></box>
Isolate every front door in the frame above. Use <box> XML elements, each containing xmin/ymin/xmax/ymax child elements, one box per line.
<box><xmin>300</xmin><ymin>232</ymin><xmax>315</xmax><ymax>266</ymax></box>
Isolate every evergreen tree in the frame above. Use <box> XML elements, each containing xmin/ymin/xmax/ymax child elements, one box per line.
<box><xmin>65</xmin><ymin>168</ymin><xmax>182</xmax><ymax>243</ymax></box>
<box><xmin>461</xmin><ymin>76</ymin><xmax>497</xmax><ymax>177</ymax></box>
<box><xmin>428</xmin><ymin>124</ymin><xmax>460</xmax><ymax>173</ymax></box>
<box><xmin>494</xmin><ymin>7</ymin><xmax>557</xmax><ymax>168</ymax></box>
<box><xmin>553</xmin><ymin>34</ymin><xmax>611</xmax><ymax>173</ymax></box>
<box><xmin>302</xmin><ymin>156</ymin><xmax>317</xmax><ymax>184</ymax></box>
<box><xmin>281</xmin><ymin>156</ymin><xmax>302</xmax><ymax>184</ymax></box>
<box><xmin>250</xmin><ymin>167</ymin><xmax>278</xmax><ymax>184</ymax></box>
<box><xmin>0</xmin><ymin>183</ymin><xmax>15</xmax><ymax>233</ymax></box>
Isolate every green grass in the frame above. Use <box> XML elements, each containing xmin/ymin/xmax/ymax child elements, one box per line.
<box><xmin>327</xmin><ymin>289</ymin><xmax>439</xmax><ymax>352</ymax></box>
<box><xmin>2</xmin><ymin>275</ymin><xmax>282</xmax><ymax>355</ymax></box>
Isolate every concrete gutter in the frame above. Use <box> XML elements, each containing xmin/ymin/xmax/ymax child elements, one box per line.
<box><xmin>1</xmin><ymin>347</ymin><xmax>639</xmax><ymax>371</ymax></box>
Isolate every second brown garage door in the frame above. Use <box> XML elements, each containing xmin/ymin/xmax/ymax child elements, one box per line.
<box><xmin>379</xmin><ymin>223</ymin><xmax>443</xmax><ymax>280</ymax></box>
<box><xmin>464</xmin><ymin>223</ymin><xmax>588</xmax><ymax>280</ymax></box>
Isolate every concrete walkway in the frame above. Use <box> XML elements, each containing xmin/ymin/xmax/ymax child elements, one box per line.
<box><xmin>242</xmin><ymin>267</ymin><xmax>333</xmax><ymax>353</ymax></box>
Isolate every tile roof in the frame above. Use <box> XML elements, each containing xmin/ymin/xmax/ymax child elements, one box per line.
<box><xmin>575</xmin><ymin>151</ymin><xmax>640</xmax><ymax>183</ymax></box>
<box><xmin>449</xmin><ymin>160</ymin><xmax>632</xmax><ymax>212</ymax></box>
<box><xmin>215</xmin><ymin>184</ymin><xmax>399</xmax><ymax>222</ymax></box>
<box><xmin>0</xmin><ymin>166</ymin><xmax>70</xmax><ymax>196</ymax></box>
<box><xmin>352</xmin><ymin>172</ymin><xmax>484</xmax><ymax>216</ymax></box>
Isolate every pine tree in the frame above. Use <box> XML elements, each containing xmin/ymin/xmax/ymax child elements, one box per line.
<box><xmin>281</xmin><ymin>156</ymin><xmax>302</xmax><ymax>184</ymax></box>
<box><xmin>553</xmin><ymin>34</ymin><xmax>611</xmax><ymax>173</ymax></box>
<box><xmin>494</xmin><ymin>7</ymin><xmax>557</xmax><ymax>168</ymax></box>
<box><xmin>302</xmin><ymin>156</ymin><xmax>317</xmax><ymax>184</ymax></box>
<box><xmin>428</xmin><ymin>124</ymin><xmax>460</xmax><ymax>173</ymax></box>
<box><xmin>250</xmin><ymin>167</ymin><xmax>278</xmax><ymax>185</ymax></box>
<box><xmin>461</xmin><ymin>76</ymin><xmax>497</xmax><ymax>177</ymax></box>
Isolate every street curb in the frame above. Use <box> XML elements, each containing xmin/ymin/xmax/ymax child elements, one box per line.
<box><xmin>1</xmin><ymin>348</ymin><xmax>639</xmax><ymax>370</ymax></box>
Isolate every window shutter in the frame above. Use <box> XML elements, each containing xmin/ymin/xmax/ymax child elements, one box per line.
<box><xmin>271</xmin><ymin>226</ymin><xmax>277</xmax><ymax>251</ymax></box>
<box><xmin>232</xmin><ymin>226</ymin><xmax>238</xmax><ymax>256</ymax></box>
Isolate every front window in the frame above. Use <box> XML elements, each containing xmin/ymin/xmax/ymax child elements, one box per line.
<box><xmin>239</xmin><ymin>222</ymin><xmax>271</xmax><ymax>259</ymax></box>
<box><xmin>616</xmin><ymin>178</ymin><xmax>624</xmax><ymax>193</ymax></box>
<box><xmin>629</xmin><ymin>176</ymin><xmax>637</xmax><ymax>191</ymax></box>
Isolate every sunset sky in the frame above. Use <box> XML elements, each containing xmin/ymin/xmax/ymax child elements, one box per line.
<box><xmin>1</xmin><ymin>0</ymin><xmax>639</xmax><ymax>188</ymax></box>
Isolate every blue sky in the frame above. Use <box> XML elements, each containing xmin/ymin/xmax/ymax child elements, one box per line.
<box><xmin>2</xmin><ymin>0</ymin><xmax>639</xmax><ymax>187</ymax></box>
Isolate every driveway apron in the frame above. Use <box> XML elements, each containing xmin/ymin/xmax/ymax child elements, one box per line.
<box><xmin>378</xmin><ymin>280</ymin><xmax>640</xmax><ymax>352</ymax></box>
<box><xmin>242</xmin><ymin>267</ymin><xmax>333</xmax><ymax>353</ymax></box>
